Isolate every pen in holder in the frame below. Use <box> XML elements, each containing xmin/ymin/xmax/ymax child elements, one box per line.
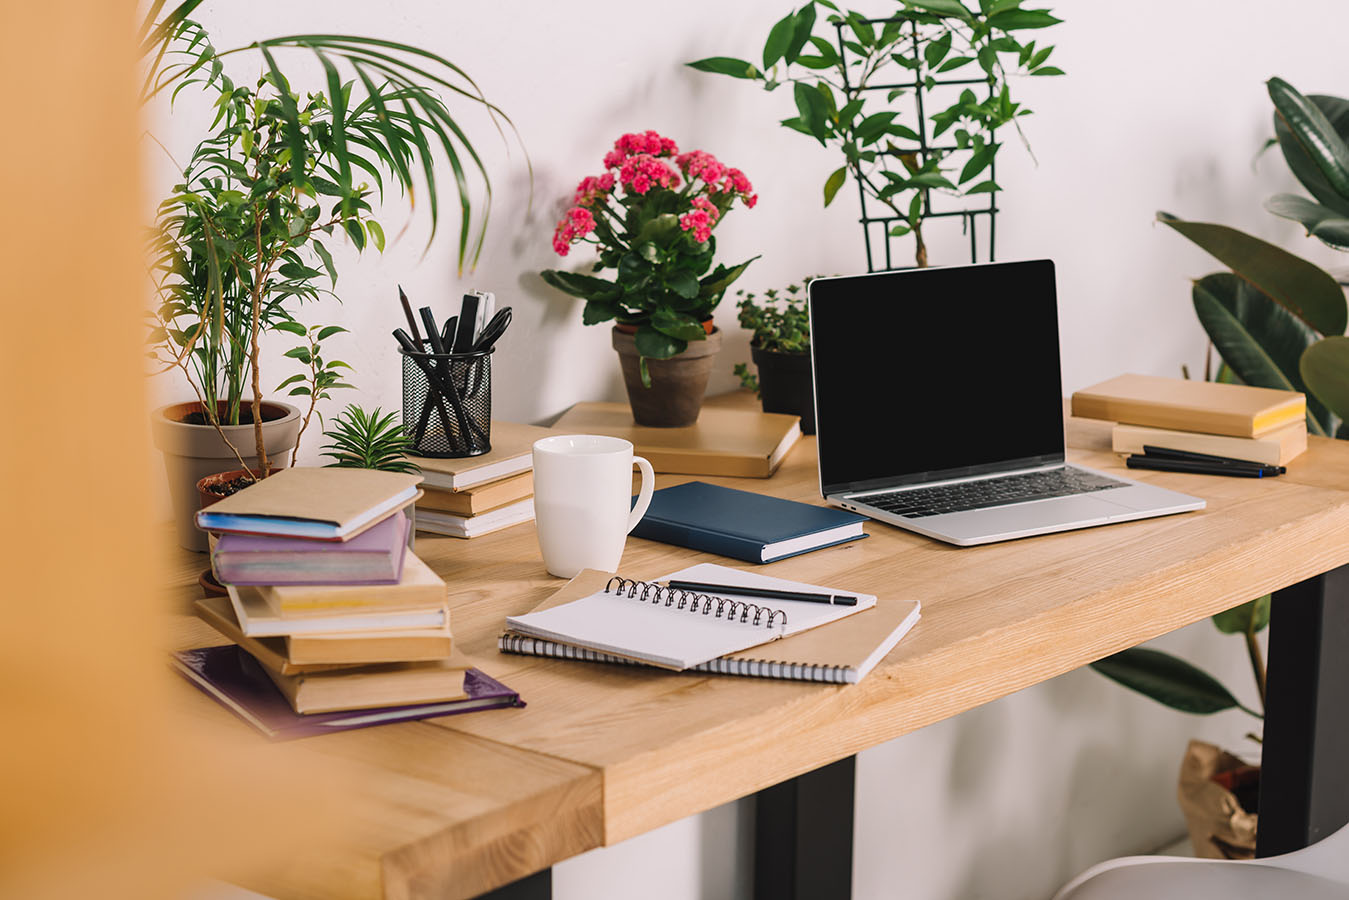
<box><xmin>400</xmin><ymin>340</ymin><xmax>493</xmax><ymax>458</ymax></box>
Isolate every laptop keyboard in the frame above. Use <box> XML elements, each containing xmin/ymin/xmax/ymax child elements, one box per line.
<box><xmin>858</xmin><ymin>467</ymin><xmax>1127</xmax><ymax>519</ymax></box>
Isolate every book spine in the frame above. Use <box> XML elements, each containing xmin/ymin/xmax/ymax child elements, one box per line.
<box><xmin>629</xmin><ymin>518</ymin><xmax>767</xmax><ymax>563</ymax></box>
<box><xmin>497</xmin><ymin>633</ymin><xmax>851</xmax><ymax>684</ymax></box>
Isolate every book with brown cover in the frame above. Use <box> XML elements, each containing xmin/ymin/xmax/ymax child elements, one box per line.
<box><xmin>551</xmin><ymin>402</ymin><xmax>802</xmax><ymax>478</ymax></box>
<box><xmin>253</xmin><ymin>651</ymin><xmax>473</xmax><ymax>714</ymax></box>
<box><xmin>417</xmin><ymin>472</ymin><xmax>533</xmax><ymax>516</ymax></box>
<box><xmin>195</xmin><ymin>594</ymin><xmax>455</xmax><ymax>669</ymax></box>
<box><xmin>258</xmin><ymin>551</ymin><xmax>446</xmax><ymax>614</ymax></box>
<box><xmin>1111</xmin><ymin>421</ymin><xmax>1307</xmax><ymax>466</ymax></box>
<box><xmin>410</xmin><ymin>421</ymin><xmax>554</xmax><ymax>491</ymax></box>
<box><xmin>1071</xmin><ymin>373</ymin><xmax>1306</xmax><ymax>437</ymax></box>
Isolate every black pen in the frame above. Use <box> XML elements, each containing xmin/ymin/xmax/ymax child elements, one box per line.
<box><xmin>665</xmin><ymin>579</ymin><xmax>858</xmax><ymax>606</ymax></box>
<box><xmin>1141</xmin><ymin>445</ymin><xmax>1285</xmax><ymax>474</ymax></box>
<box><xmin>1126</xmin><ymin>456</ymin><xmax>1277</xmax><ymax>478</ymax></box>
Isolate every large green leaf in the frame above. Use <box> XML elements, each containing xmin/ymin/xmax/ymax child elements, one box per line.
<box><xmin>1158</xmin><ymin>212</ymin><xmax>1348</xmax><ymax>336</ymax></box>
<box><xmin>699</xmin><ymin>256</ymin><xmax>759</xmax><ymax>299</ymax></box>
<box><xmin>1274</xmin><ymin>93</ymin><xmax>1349</xmax><ymax>217</ymax></box>
<box><xmin>540</xmin><ymin>269</ymin><xmax>620</xmax><ymax>301</ymax></box>
<box><xmin>634</xmin><ymin>325</ymin><xmax>686</xmax><ymax>360</ymax></box>
<box><xmin>1264</xmin><ymin>193</ymin><xmax>1349</xmax><ymax>250</ymax></box>
<box><xmin>763</xmin><ymin>11</ymin><xmax>796</xmax><ymax>69</ymax></box>
<box><xmin>651</xmin><ymin>308</ymin><xmax>706</xmax><ymax>340</ymax></box>
<box><xmin>686</xmin><ymin>57</ymin><xmax>762</xmax><ymax>79</ymax></box>
<box><xmin>1191</xmin><ymin>272</ymin><xmax>1330</xmax><ymax>435</ymax></box>
<box><xmin>1090</xmin><ymin>647</ymin><xmax>1244</xmax><ymax>715</ymax></box>
<box><xmin>1212</xmin><ymin>595</ymin><xmax>1271</xmax><ymax>635</ymax></box>
<box><xmin>1269</xmin><ymin>77</ymin><xmax>1349</xmax><ymax>202</ymax></box>
<box><xmin>1301</xmin><ymin>335</ymin><xmax>1349</xmax><ymax>422</ymax></box>
<box><xmin>793</xmin><ymin>82</ymin><xmax>830</xmax><ymax>145</ymax></box>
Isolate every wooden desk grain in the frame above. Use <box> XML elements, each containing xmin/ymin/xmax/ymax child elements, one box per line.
<box><xmin>168</xmin><ymin>394</ymin><xmax>1349</xmax><ymax>895</ymax></box>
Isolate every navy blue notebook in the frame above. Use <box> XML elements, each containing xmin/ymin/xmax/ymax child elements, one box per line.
<box><xmin>631</xmin><ymin>481</ymin><xmax>868</xmax><ymax>564</ymax></box>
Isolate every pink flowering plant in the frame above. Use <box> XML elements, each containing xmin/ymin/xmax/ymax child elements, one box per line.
<box><xmin>541</xmin><ymin>131</ymin><xmax>759</xmax><ymax>382</ymax></box>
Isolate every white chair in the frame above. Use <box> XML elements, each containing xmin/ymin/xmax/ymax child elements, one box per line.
<box><xmin>1052</xmin><ymin>821</ymin><xmax>1349</xmax><ymax>900</ymax></box>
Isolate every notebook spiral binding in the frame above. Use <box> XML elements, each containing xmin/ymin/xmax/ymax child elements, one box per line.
<box><xmin>604</xmin><ymin>576</ymin><xmax>788</xmax><ymax>629</ymax></box>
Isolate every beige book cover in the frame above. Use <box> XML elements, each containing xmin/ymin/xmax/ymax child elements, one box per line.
<box><xmin>254</xmin><ymin>653</ymin><xmax>473</xmax><ymax>714</ymax></box>
<box><xmin>1071</xmin><ymin>373</ymin><xmax>1306</xmax><ymax>437</ymax></box>
<box><xmin>194</xmin><ymin>596</ymin><xmax>361</xmax><ymax>676</ymax></box>
<box><xmin>551</xmin><ymin>402</ymin><xmax>802</xmax><ymax>478</ymax></box>
<box><xmin>1112</xmin><ymin>421</ymin><xmax>1307</xmax><ymax>466</ymax></box>
<box><xmin>259</xmin><ymin>552</ymin><xmax>446</xmax><ymax>614</ymax></box>
<box><xmin>195</xmin><ymin>467</ymin><xmax>423</xmax><ymax>540</ymax></box>
<box><xmin>417</xmin><ymin>472</ymin><xmax>533</xmax><ymax>516</ymax></box>
<box><xmin>410</xmin><ymin>421</ymin><xmax>555</xmax><ymax>490</ymax></box>
<box><xmin>285</xmin><ymin>627</ymin><xmax>455</xmax><ymax>666</ymax></box>
<box><xmin>514</xmin><ymin>568</ymin><xmax>919</xmax><ymax>682</ymax></box>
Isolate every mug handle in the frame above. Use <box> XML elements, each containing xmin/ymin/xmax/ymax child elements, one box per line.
<box><xmin>626</xmin><ymin>455</ymin><xmax>655</xmax><ymax>533</ymax></box>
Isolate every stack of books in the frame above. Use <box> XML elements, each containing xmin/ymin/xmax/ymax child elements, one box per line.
<box><xmin>178</xmin><ymin>467</ymin><xmax>522</xmax><ymax>739</ymax></box>
<box><xmin>411</xmin><ymin>421</ymin><xmax>555</xmax><ymax>538</ymax></box>
<box><xmin>1072</xmin><ymin>374</ymin><xmax>1308</xmax><ymax>471</ymax></box>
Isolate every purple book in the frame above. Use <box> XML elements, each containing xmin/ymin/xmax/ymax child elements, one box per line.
<box><xmin>212</xmin><ymin>510</ymin><xmax>409</xmax><ymax>586</ymax></box>
<box><xmin>172</xmin><ymin>645</ymin><xmax>524</xmax><ymax>740</ymax></box>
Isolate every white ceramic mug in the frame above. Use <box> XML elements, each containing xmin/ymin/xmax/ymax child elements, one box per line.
<box><xmin>532</xmin><ymin>434</ymin><xmax>655</xmax><ymax>578</ymax></box>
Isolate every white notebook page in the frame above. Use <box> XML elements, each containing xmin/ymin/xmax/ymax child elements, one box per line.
<box><xmin>504</xmin><ymin>563</ymin><xmax>875</xmax><ymax>669</ymax></box>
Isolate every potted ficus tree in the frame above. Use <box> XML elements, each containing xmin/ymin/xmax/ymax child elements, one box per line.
<box><xmin>732</xmin><ymin>279</ymin><xmax>818</xmax><ymax>433</ymax></box>
<box><xmin>540</xmin><ymin>131</ymin><xmax>759</xmax><ymax>427</ymax></box>
<box><xmin>142</xmin><ymin>2</ymin><xmax>516</xmax><ymax>549</ymax></box>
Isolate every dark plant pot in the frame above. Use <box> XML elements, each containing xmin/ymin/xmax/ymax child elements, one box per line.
<box><xmin>196</xmin><ymin>467</ymin><xmax>264</xmax><ymax>511</ymax></box>
<box><xmin>751</xmin><ymin>344</ymin><xmax>815</xmax><ymax>434</ymax></box>
<box><xmin>612</xmin><ymin>326</ymin><xmax>723</xmax><ymax>427</ymax></box>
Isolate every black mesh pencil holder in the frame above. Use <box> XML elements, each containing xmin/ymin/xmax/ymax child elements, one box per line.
<box><xmin>400</xmin><ymin>342</ymin><xmax>493</xmax><ymax>458</ymax></box>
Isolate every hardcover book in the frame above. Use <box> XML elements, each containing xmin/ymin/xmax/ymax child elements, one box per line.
<box><xmin>173</xmin><ymin>645</ymin><xmax>523</xmax><ymax>740</ymax></box>
<box><xmin>227</xmin><ymin>583</ymin><xmax>447</xmax><ymax>638</ymax></box>
<box><xmin>1071</xmin><ymin>373</ymin><xmax>1306</xmax><ymax>438</ymax></box>
<box><xmin>195</xmin><ymin>467</ymin><xmax>423</xmax><ymax>540</ymax></box>
<box><xmin>1111</xmin><ymin>421</ymin><xmax>1307</xmax><ymax>466</ymax></box>
<box><xmin>211</xmin><ymin>511</ymin><xmax>410</xmax><ymax>586</ymax></box>
<box><xmin>417</xmin><ymin>472</ymin><xmax>533</xmax><ymax>516</ymax></box>
<box><xmin>410</xmin><ymin>422</ymin><xmax>554</xmax><ymax>491</ymax></box>
<box><xmin>631</xmin><ymin>481</ymin><xmax>866</xmax><ymax>563</ymax></box>
<box><xmin>258</xmin><ymin>551</ymin><xmax>446</xmax><ymax>615</ymax></box>
<box><xmin>415</xmin><ymin>498</ymin><xmax>535</xmax><ymax>539</ymax></box>
<box><xmin>551</xmin><ymin>402</ymin><xmax>801</xmax><ymax>478</ymax></box>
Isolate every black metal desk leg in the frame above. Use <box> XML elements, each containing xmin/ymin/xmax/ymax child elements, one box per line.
<box><xmin>477</xmin><ymin>867</ymin><xmax>551</xmax><ymax>900</ymax></box>
<box><xmin>754</xmin><ymin>755</ymin><xmax>856</xmax><ymax>900</ymax></box>
<box><xmin>1257</xmin><ymin>564</ymin><xmax>1349</xmax><ymax>857</ymax></box>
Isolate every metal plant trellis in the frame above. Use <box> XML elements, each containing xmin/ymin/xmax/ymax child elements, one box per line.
<box><xmin>838</xmin><ymin>17</ymin><xmax>999</xmax><ymax>272</ymax></box>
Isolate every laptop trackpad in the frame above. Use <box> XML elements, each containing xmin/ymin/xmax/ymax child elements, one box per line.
<box><xmin>926</xmin><ymin>495</ymin><xmax>1115</xmax><ymax>542</ymax></box>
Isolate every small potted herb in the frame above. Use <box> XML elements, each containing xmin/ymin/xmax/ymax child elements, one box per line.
<box><xmin>541</xmin><ymin>130</ymin><xmax>759</xmax><ymax>427</ymax></box>
<box><xmin>733</xmin><ymin>279</ymin><xmax>816</xmax><ymax>433</ymax></box>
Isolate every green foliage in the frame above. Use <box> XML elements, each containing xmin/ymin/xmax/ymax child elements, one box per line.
<box><xmin>1211</xmin><ymin>596</ymin><xmax>1271</xmax><ymax>636</ymax></box>
<box><xmin>689</xmin><ymin>0</ymin><xmax>1062</xmax><ymax>266</ymax></box>
<box><xmin>1089</xmin><ymin>648</ymin><xmax>1261</xmax><ymax>718</ymax></box>
<box><xmin>143</xmin><ymin>1</ymin><xmax>519</xmax><ymax>468</ymax></box>
<box><xmin>321</xmin><ymin>406</ymin><xmax>420</xmax><ymax>473</ymax></box>
<box><xmin>1160</xmin><ymin>77</ymin><xmax>1349</xmax><ymax>440</ymax></box>
<box><xmin>736</xmin><ymin>280</ymin><xmax>813</xmax><ymax>353</ymax></box>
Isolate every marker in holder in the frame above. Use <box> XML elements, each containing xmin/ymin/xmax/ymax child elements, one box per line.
<box><xmin>400</xmin><ymin>340</ymin><xmax>492</xmax><ymax>458</ymax></box>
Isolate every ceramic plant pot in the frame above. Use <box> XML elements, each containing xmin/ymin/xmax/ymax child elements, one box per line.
<box><xmin>612</xmin><ymin>324</ymin><xmax>722</xmax><ymax>427</ymax></box>
<box><xmin>151</xmin><ymin>400</ymin><xmax>300</xmax><ymax>551</ymax></box>
<box><xmin>750</xmin><ymin>344</ymin><xmax>815</xmax><ymax>434</ymax></box>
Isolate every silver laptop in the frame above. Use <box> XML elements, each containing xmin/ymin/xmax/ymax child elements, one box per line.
<box><xmin>808</xmin><ymin>260</ymin><xmax>1205</xmax><ymax>547</ymax></box>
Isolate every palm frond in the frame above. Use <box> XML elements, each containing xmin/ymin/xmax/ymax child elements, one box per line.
<box><xmin>321</xmin><ymin>406</ymin><xmax>420</xmax><ymax>473</ymax></box>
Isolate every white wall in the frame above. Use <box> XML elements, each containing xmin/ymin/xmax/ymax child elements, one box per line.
<box><xmin>145</xmin><ymin>1</ymin><xmax>1342</xmax><ymax>897</ymax></box>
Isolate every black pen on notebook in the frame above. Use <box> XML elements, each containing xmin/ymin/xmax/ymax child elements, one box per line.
<box><xmin>664</xmin><ymin>579</ymin><xmax>859</xmax><ymax>606</ymax></box>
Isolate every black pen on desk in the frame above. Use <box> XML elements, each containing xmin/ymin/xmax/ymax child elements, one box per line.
<box><xmin>665</xmin><ymin>579</ymin><xmax>858</xmax><ymax>606</ymax></box>
<box><xmin>1141</xmin><ymin>444</ymin><xmax>1286</xmax><ymax>474</ymax></box>
<box><xmin>1126</xmin><ymin>455</ymin><xmax>1277</xmax><ymax>478</ymax></box>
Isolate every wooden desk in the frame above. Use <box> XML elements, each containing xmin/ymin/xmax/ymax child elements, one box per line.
<box><xmin>169</xmin><ymin>399</ymin><xmax>1349</xmax><ymax>899</ymax></box>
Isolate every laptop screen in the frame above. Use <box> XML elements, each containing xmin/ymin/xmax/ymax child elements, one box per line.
<box><xmin>810</xmin><ymin>260</ymin><xmax>1066</xmax><ymax>496</ymax></box>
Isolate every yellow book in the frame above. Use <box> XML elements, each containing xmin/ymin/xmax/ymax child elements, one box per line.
<box><xmin>551</xmin><ymin>402</ymin><xmax>801</xmax><ymax>478</ymax></box>
<box><xmin>1111</xmin><ymin>421</ymin><xmax>1307</xmax><ymax>466</ymax></box>
<box><xmin>410</xmin><ymin>421</ymin><xmax>554</xmax><ymax>491</ymax></box>
<box><xmin>417</xmin><ymin>472</ymin><xmax>533</xmax><ymax>516</ymax></box>
<box><xmin>259</xmin><ymin>551</ymin><xmax>445</xmax><ymax>615</ymax></box>
<box><xmin>1071</xmin><ymin>373</ymin><xmax>1305</xmax><ymax>438</ymax></box>
<box><xmin>284</xmin><ymin>627</ymin><xmax>455</xmax><ymax>666</ymax></box>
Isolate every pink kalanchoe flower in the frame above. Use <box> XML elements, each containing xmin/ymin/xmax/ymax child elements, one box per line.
<box><xmin>722</xmin><ymin>167</ymin><xmax>753</xmax><ymax>196</ymax></box>
<box><xmin>551</xmin><ymin>206</ymin><xmax>597</xmax><ymax>256</ymax></box>
<box><xmin>572</xmin><ymin>173</ymin><xmax>616</xmax><ymax>207</ymax></box>
<box><xmin>745</xmin><ymin>193</ymin><xmax>758</xmax><ymax>209</ymax></box>
<box><xmin>676</xmin><ymin>150</ymin><xmax>726</xmax><ymax>188</ymax></box>
<box><xmin>603</xmin><ymin>148</ymin><xmax>627</xmax><ymax>169</ymax></box>
<box><xmin>690</xmin><ymin>195</ymin><xmax>721</xmax><ymax>224</ymax></box>
<box><xmin>679</xmin><ymin>207</ymin><xmax>714</xmax><ymax>243</ymax></box>
<box><xmin>619</xmin><ymin>154</ymin><xmax>681</xmax><ymax>195</ymax></box>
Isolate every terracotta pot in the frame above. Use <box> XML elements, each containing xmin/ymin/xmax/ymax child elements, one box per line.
<box><xmin>615</xmin><ymin>319</ymin><xmax>716</xmax><ymax>336</ymax></box>
<box><xmin>196</xmin><ymin>467</ymin><xmax>263</xmax><ymax>511</ymax></box>
<box><xmin>151</xmin><ymin>400</ymin><xmax>300</xmax><ymax>551</ymax></box>
<box><xmin>750</xmin><ymin>344</ymin><xmax>815</xmax><ymax>434</ymax></box>
<box><xmin>612</xmin><ymin>326</ymin><xmax>723</xmax><ymax>427</ymax></box>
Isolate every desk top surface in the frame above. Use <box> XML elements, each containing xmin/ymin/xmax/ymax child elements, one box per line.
<box><xmin>168</xmin><ymin>395</ymin><xmax>1349</xmax><ymax>899</ymax></box>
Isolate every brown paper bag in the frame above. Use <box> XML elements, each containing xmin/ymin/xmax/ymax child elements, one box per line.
<box><xmin>1177</xmin><ymin>739</ymin><xmax>1259</xmax><ymax>859</ymax></box>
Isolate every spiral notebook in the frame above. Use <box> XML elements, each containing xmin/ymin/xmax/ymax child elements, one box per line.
<box><xmin>504</xmin><ymin>563</ymin><xmax>877</xmax><ymax>670</ymax></box>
